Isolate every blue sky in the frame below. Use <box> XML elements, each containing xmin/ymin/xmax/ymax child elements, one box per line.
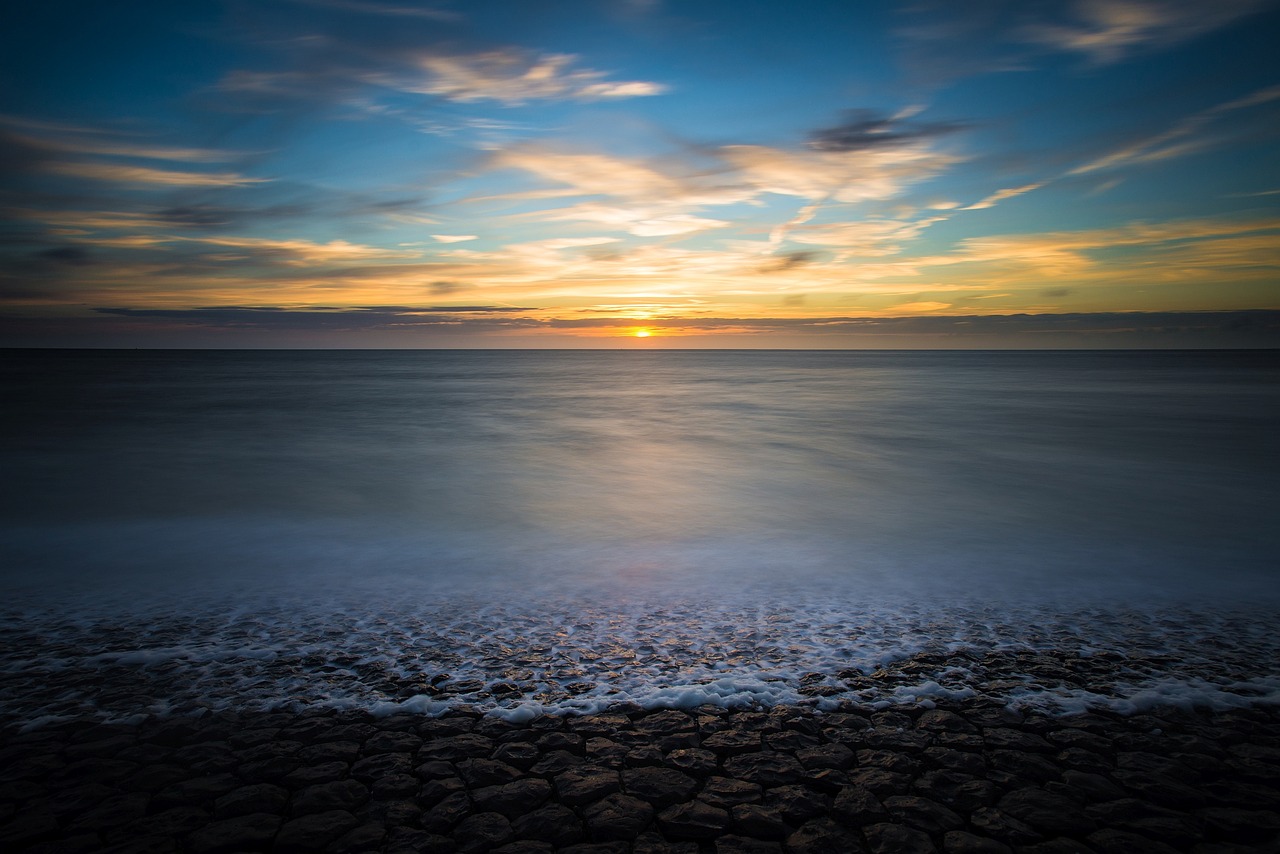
<box><xmin>2</xmin><ymin>0</ymin><xmax>1279</xmax><ymax>346</ymax></box>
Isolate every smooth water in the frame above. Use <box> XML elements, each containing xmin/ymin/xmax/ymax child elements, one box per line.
<box><xmin>1</xmin><ymin>350</ymin><xmax>1277</xmax><ymax>722</ymax></box>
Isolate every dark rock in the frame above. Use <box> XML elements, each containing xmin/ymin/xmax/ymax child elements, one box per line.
<box><xmin>371</xmin><ymin>772</ymin><xmax>421</xmax><ymax>799</ymax></box>
<box><xmin>351</xmin><ymin>752</ymin><xmax>413</xmax><ymax>782</ymax></box>
<box><xmin>623</xmin><ymin>766</ymin><xmax>699</xmax><ymax>807</ymax></box>
<box><xmin>276</xmin><ymin>809</ymin><xmax>359</xmax><ymax>853</ymax></box>
<box><xmin>917</xmin><ymin>710</ymin><xmax>977</xmax><ymax>734</ymax></box>
<box><xmin>913</xmin><ymin>770</ymin><xmax>997</xmax><ymax>812</ymax></box>
<box><xmin>492</xmin><ymin>842</ymin><xmax>555</xmax><ymax>854</ymax></box>
<box><xmin>968</xmin><ymin>806</ymin><xmax>1042</xmax><ymax>845</ymax></box>
<box><xmin>512</xmin><ymin>803</ymin><xmax>585</xmax><ymax>846</ymax></box>
<box><xmin>186</xmin><ymin>812</ymin><xmax>281</xmax><ymax>854</ymax></box>
<box><xmin>845</xmin><ymin>767</ymin><xmax>912</xmax><ymax>797</ymax></box>
<box><xmin>634</xmin><ymin>830</ymin><xmax>700</xmax><ymax>853</ymax></box>
<box><xmin>942</xmin><ymin>830</ymin><xmax>1013</xmax><ymax>853</ymax></box>
<box><xmin>988</xmin><ymin>750</ymin><xmax>1063</xmax><ymax>784</ymax></box>
<box><xmin>702</xmin><ymin>729</ymin><xmax>761</xmax><ymax>756</ymax></box>
<box><xmin>385</xmin><ymin>826</ymin><xmax>455</xmax><ymax>853</ymax></box>
<box><xmin>730</xmin><ymin>803</ymin><xmax>791</xmax><ymax>839</ymax></box>
<box><xmin>625</xmin><ymin>746</ymin><xmax>666</xmax><ymax>767</ymax></box>
<box><xmin>154</xmin><ymin>773</ymin><xmax>240</xmax><ymax>808</ymax></box>
<box><xmin>856</xmin><ymin>748</ymin><xmax>921</xmax><ymax>775</ymax></box>
<box><xmin>1016</xmin><ymin>840</ymin><xmax>1096</xmax><ymax>854</ymax></box>
<box><xmin>556</xmin><ymin>767</ymin><xmax>621</xmax><ymax>806</ymax></box>
<box><xmin>1195</xmin><ymin>806</ymin><xmax>1280</xmax><ymax>843</ymax></box>
<box><xmin>297</xmin><ymin>741</ymin><xmax>361</xmax><ymax>764</ymax></box>
<box><xmin>421</xmin><ymin>734</ymin><xmax>495</xmax><ymax>761</ymax></box>
<box><xmin>493</xmin><ymin>742</ymin><xmax>541</xmax><ymax>769</ymax></box>
<box><xmin>292</xmin><ymin>779</ymin><xmax>369</xmax><ymax>815</ymax></box>
<box><xmin>796</xmin><ymin>743</ymin><xmax>854</xmax><ymax>770</ymax></box>
<box><xmin>281</xmin><ymin>761</ymin><xmax>350</xmax><ymax>788</ymax></box>
<box><xmin>863</xmin><ymin>822</ymin><xmax>937</xmax><ymax>854</ymax></box>
<box><xmin>997</xmin><ymin>787</ymin><xmax>1095</xmax><ymax>837</ymax></box>
<box><xmin>714</xmin><ymin>834</ymin><xmax>783</xmax><ymax>853</ymax></box>
<box><xmin>453</xmin><ymin>811</ymin><xmax>515</xmax><ymax>853</ymax></box>
<box><xmin>584</xmin><ymin>737</ymin><xmax>627</xmax><ymax>766</ymax></box>
<box><xmin>1111</xmin><ymin>770</ymin><xmax>1209</xmax><ymax>809</ymax></box>
<box><xmin>69</xmin><ymin>791</ymin><xmax>151</xmax><ymax>831</ymax></box>
<box><xmin>530</xmin><ymin>750</ymin><xmax>583</xmax><ymax>775</ymax></box>
<box><xmin>634</xmin><ymin>711</ymin><xmax>696</xmax><ymax>736</ymax></box>
<box><xmin>0</xmin><ymin>809</ymin><xmax>59</xmax><ymax>846</ymax></box>
<box><xmin>657</xmin><ymin>799</ymin><xmax>730</xmax><ymax>839</ymax></box>
<box><xmin>765</xmin><ymin>784</ymin><xmax>829</xmax><ymax>823</ymax></box>
<box><xmin>924</xmin><ymin>747</ymin><xmax>987</xmax><ymax>776</ymax></box>
<box><xmin>667</xmin><ymin>747</ymin><xmax>718</xmax><ymax>775</ymax></box>
<box><xmin>701</xmin><ymin>775</ymin><xmax>763</xmax><ymax>808</ymax></box>
<box><xmin>1085</xmin><ymin>828</ymin><xmax>1180</xmax><ymax>854</ymax></box>
<box><xmin>421</xmin><ymin>776</ymin><xmax>466</xmax><ymax>806</ymax></box>
<box><xmin>364</xmin><ymin>731</ymin><xmax>421</xmax><ymax>755</ymax></box>
<box><xmin>883</xmin><ymin>794</ymin><xmax>964</xmax><ymax>834</ymax></box>
<box><xmin>114</xmin><ymin>805</ymin><xmax>210</xmax><ymax>840</ymax></box>
<box><xmin>983</xmin><ymin>729</ymin><xmax>1053</xmax><ymax>752</ymax></box>
<box><xmin>538</xmin><ymin>732</ymin><xmax>584</xmax><ymax>753</ymax></box>
<box><xmin>833</xmin><ymin>785</ymin><xmax>887</xmax><ymax>825</ymax></box>
<box><xmin>458</xmin><ymin>757</ymin><xmax>524</xmax><ymax>788</ymax></box>
<box><xmin>214</xmin><ymin>783</ymin><xmax>289</xmax><ymax>818</ymax></box>
<box><xmin>583</xmin><ymin>793</ymin><xmax>654</xmax><ymax>841</ymax></box>
<box><xmin>472</xmin><ymin>778</ymin><xmax>552</xmax><ymax>817</ymax></box>
<box><xmin>1055</xmin><ymin>770</ymin><xmax>1125</xmax><ymax>803</ymax></box>
<box><xmin>331</xmin><ymin>821</ymin><xmax>387</xmax><ymax>853</ymax></box>
<box><xmin>723</xmin><ymin>751</ymin><xmax>806</xmax><ymax>787</ymax></box>
<box><xmin>786</xmin><ymin>817</ymin><xmax>866</xmax><ymax>853</ymax></box>
<box><xmin>122</xmin><ymin>763</ymin><xmax>190</xmax><ymax>792</ymax></box>
<box><xmin>420</xmin><ymin>791</ymin><xmax>473</xmax><ymax>833</ymax></box>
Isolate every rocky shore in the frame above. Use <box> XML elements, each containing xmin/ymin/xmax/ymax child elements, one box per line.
<box><xmin>3</xmin><ymin>690</ymin><xmax>1278</xmax><ymax>853</ymax></box>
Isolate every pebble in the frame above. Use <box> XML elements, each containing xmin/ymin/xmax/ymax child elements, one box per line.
<box><xmin>3</xmin><ymin>679</ymin><xmax>1279</xmax><ymax>852</ymax></box>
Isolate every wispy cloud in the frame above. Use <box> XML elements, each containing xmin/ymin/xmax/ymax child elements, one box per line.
<box><xmin>44</xmin><ymin>162</ymin><xmax>269</xmax><ymax>188</ymax></box>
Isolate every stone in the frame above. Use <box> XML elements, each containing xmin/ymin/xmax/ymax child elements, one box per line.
<box><xmin>68</xmin><ymin>791</ymin><xmax>151</xmax><ymax>831</ymax></box>
<box><xmin>701</xmin><ymin>775</ymin><xmax>763</xmax><ymax>808</ymax></box>
<box><xmin>583</xmin><ymin>793</ymin><xmax>654</xmax><ymax>841</ymax></box>
<box><xmin>331</xmin><ymin>822</ymin><xmax>388</xmax><ymax>852</ymax></box>
<box><xmin>371</xmin><ymin>772</ymin><xmax>421</xmax><ymax>799</ymax></box>
<box><xmin>796</xmin><ymin>743</ymin><xmax>854</xmax><ymax>770</ymax></box>
<box><xmin>350</xmin><ymin>752</ymin><xmax>412</xmax><ymax>782</ymax></box>
<box><xmin>512</xmin><ymin>803</ymin><xmax>585</xmax><ymax>846</ymax></box>
<box><xmin>722</xmin><ymin>752</ymin><xmax>806</xmax><ymax>787</ymax></box>
<box><xmin>917</xmin><ymin>710</ymin><xmax>977</xmax><ymax>733</ymax></box>
<box><xmin>730</xmin><ymin>803</ymin><xmax>791</xmax><ymax>839</ymax></box>
<box><xmin>968</xmin><ymin>807</ymin><xmax>1042</xmax><ymax>845</ymax></box>
<box><xmin>833</xmin><ymin>785</ymin><xmax>887</xmax><ymax>825</ymax></box>
<box><xmin>845</xmin><ymin>767</ymin><xmax>912</xmax><ymax>797</ymax></box>
<box><xmin>186</xmin><ymin>812</ymin><xmax>281</xmax><ymax>854</ymax></box>
<box><xmin>913</xmin><ymin>770</ymin><xmax>997</xmax><ymax>812</ymax></box>
<box><xmin>715</xmin><ymin>835</ymin><xmax>782</xmax><ymax>854</ymax></box>
<box><xmin>471</xmin><ymin>778</ymin><xmax>552</xmax><ymax>817</ymax></box>
<box><xmin>856</xmin><ymin>749</ymin><xmax>921</xmax><ymax>775</ymax></box>
<box><xmin>421</xmin><ymin>791</ymin><xmax>473</xmax><ymax>833</ymax></box>
<box><xmin>657</xmin><ymin>799</ymin><xmax>730</xmax><ymax>839</ymax></box>
<box><xmin>622</xmin><ymin>767</ymin><xmax>699</xmax><ymax>807</ymax></box>
<box><xmin>1085</xmin><ymin>828</ymin><xmax>1181</xmax><ymax>854</ymax></box>
<box><xmin>666</xmin><ymin>748</ymin><xmax>718</xmax><ymax>775</ymax></box>
<box><xmin>297</xmin><ymin>740</ymin><xmax>361</xmax><ymax>764</ymax></box>
<box><xmin>864</xmin><ymin>822</ymin><xmax>937</xmax><ymax>854</ymax></box>
<box><xmin>116</xmin><ymin>806</ymin><xmax>210</xmax><ymax>839</ymax></box>
<box><xmin>493</xmin><ymin>742</ymin><xmax>541</xmax><ymax>769</ymax></box>
<box><xmin>281</xmin><ymin>761</ymin><xmax>350</xmax><ymax>788</ymax></box>
<box><xmin>923</xmin><ymin>747</ymin><xmax>987</xmax><ymax>776</ymax></box>
<box><xmin>765</xmin><ymin>784</ymin><xmax>829</xmax><ymax>823</ymax></box>
<box><xmin>942</xmin><ymin>830</ymin><xmax>1013</xmax><ymax>853</ymax></box>
<box><xmin>786</xmin><ymin>817</ymin><xmax>866</xmax><ymax>853</ymax></box>
<box><xmin>213</xmin><ymin>783</ymin><xmax>289</xmax><ymax>818</ymax></box>
<box><xmin>420</xmin><ymin>735</ymin><xmax>495</xmax><ymax>761</ymax></box>
<box><xmin>292</xmin><ymin>779</ymin><xmax>369</xmax><ymax>815</ymax></box>
<box><xmin>1057</xmin><ymin>770</ymin><xmax>1125</xmax><ymax>803</ymax></box>
<box><xmin>458</xmin><ymin>758</ymin><xmax>523</xmax><ymax>788</ymax></box>
<box><xmin>997</xmin><ymin>787</ymin><xmax>1096</xmax><ymax>837</ymax></box>
<box><xmin>453</xmin><ymin>812</ymin><xmax>515</xmax><ymax>853</ymax></box>
<box><xmin>364</xmin><ymin>731</ymin><xmax>421</xmax><ymax>755</ymax></box>
<box><xmin>421</xmin><ymin>776</ymin><xmax>466</xmax><ymax>806</ymax></box>
<box><xmin>702</xmin><ymin>729</ymin><xmax>761</xmax><ymax>756</ymax></box>
<box><xmin>983</xmin><ymin>729</ymin><xmax>1054</xmax><ymax>752</ymax></box>
<box><xmin>1195</xmin><ymin>806</ymin><xmax>1280</xmax><ymax>843</ymax></box>
<box><xmin>556</xmin><ymin>768</ymin><xmax>621</xmax><ymax>806</ymax></box>
<box><xmin>276</xmin><ymin>810</ymin><xmax>359</xmax><ymax>852</ymax></box>
<box><xmin>154</xmin><ymin>774</ymin><xmax>241</xmax><ymax>808</ymax></box>
<box><xmin>883</xmin><ymin>794</ymin><xmax>965</xmax><ymax>834</ymax></box>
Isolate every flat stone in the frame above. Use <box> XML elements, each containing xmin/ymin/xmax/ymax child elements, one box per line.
<box><xmin>730</xmin><ymin>803</ymin><xmax>791</xmax><ymax>839</ymax></box>
<box><xmin>1085</xmin><ymin>828</ymin><xmax>1180</xmax><ymax>854</ymax></box>
<box><xmin>714</xmin><ymin>835</ymin><xmax>782</xmax><ymax>853</ymax></box>
<box><xmin>1195</xmin><ymin>806</ymin><xmax>1280</xmax><ymax>843</ymax></box>
<box><xmin>371</xmin><ymin>772</ymin><xmax>421</xmax><ymax>799</ymax></box>
<box><xmin>968</xmin><ymin>807</ymin><xmax>1042</xmax><ymax>845</ymax></box>
<box><xmin>833</xmin><ymin>785</ymin><xmax>887</xmax><ymax>825</ymax></box>
<box><xmin>942</xmin><ymin>830</ymin><xmax>1013</xmax><ymax>853</ymax></box>
<box><xmin>556</xmin><ymin>768</ymin><xmax>621</xmax><ymax>806</ymax></box>
<box><xmin>115</xmin><ymin>806</ymin><xmax>210</xmax><ymax>839</ymax></box>
<box><xmin>884</xmin><ymin>794</ymin><xmax>965</xmax><ymax>835</ymax></box>
<box><xmin>276</xmin><ymin>809</ymin><xmax>359</xmax><ymax>853</ymax></box>
<box><xmin>493</xmin><ymin>742</ymin><xmax>541</xmax><ymax>769</ymax></box>
<box><xmin>186</xmin><ymin>812</ymin><xmax>281</xmax><ymax>854</ymax></box>
<box><xmin>634</xmin><ymin>711</ymin><xmax>696</xmax><ymax>736</ymax></box>
<box><xmin>983</xmin><ymin>728</ymin><xmax>1053</xmax><ymax>752</ymax></box>
<box><xmin>420</xmin><ymin>734</ymin><xmax>495</xmax><ymax>761</ymax></box>
<box><xmin>864</xmin><ymin>822</ymin><xmax>937</xmax><ymax>854</ymax></box>
<box><xmin>657</xmin><ymin>799</ymin><xmax>730</xmax><ymax>839</ymax></box>
<box><xmin>786</xmin><ymin>817</ymin><xmax>866</xmax><ymax>853</ymax></box>
<box><xmin>214</xmin><ymin>783</ymin><xmax>289</xmax><ymax>818</ymax></box>
<box><xmin>296</xmin><ymin>740</ymin><xmax>361</xmax><ymax>764</ymax></box>
<box><xmin>622</xmin><ymin>767</ymin><xmax>698</xmax><ymax>807</ymax></box>
<box><xmin>154</xmin><ymin>773</ymin><xmax>240</xmax><ymax>808</ymax></box>
<box><xmin>998</xmin><ymin>787</ymin><xmax>1096</xmax><ymax>837</ymax></box>
<box><xmin>458</xmin><ymin>757</ymin><xmax>523</xmax><ymax>788</ymax></box>
<box><xmin>845</xmin><ymin>767</ymin><xmax>912</xmax><ymax>797</ymax></box>
<box><xmin>292</xmin><ymin>779</ymin><xmax>369</xmax><ymax>815</ymax></box>
<box><xmin>472</xmin><ymin>778</ymin><xmax>552</xmax><ymax>817</ymax></box>
<box><xmin>666</xmin><ymin>748</ymin><xmax>718</xmax><ymax>775</ymax></box>
<box><xmin>700</xmin><ymin>776</ymin><xmax>762</xmax><ymax>808</ymax></box>
<box><xmin>722</xmin><ymin>751</ymin><xmax>806</xmax><ymax>787</ymax></box>
<box><xmin>420</xmin><ymin>791</ymin><xmax>473</xmax><ymax>833</ymax></box>
<box><xmin>702</xmin><ymin>729</ymin><xmax>761</xmax><ymax>756</ymax></box>
<box><xmin>530</xmin><ymin>750</ymin><xmax>583</xmax><ymax>775</ymax></box>
<box><xmin>453</xmin><ymin>811</ymin><xmax>514</xmax><ymax>853</ymax></box>
<box><xmin>765</xmin><ymin>784</ymin><xmax>829</xmax><ymax>823</ymax></box>
<box><xmin>796</xmin><ymin>743</ymin><xmax>854</xmax><ymax>770</ymax></box>
<box><xmin>351</xmin><ymin>752</ymin><xmax>413</xmax><ymax>782</ymax></box>
<box><xmin>917</xmin><ymin>710</ymin><xmax>977</xmax><ymax>733</ymax></box>
<box><xmin>913</xmin><ymin>770</ymin><xmax>997</xmax><ymax>812</ymax></box>
<box><xmin>364</xmin><ymin>731</ymin><xmax>421</xmax><ymax>755</ymax></box>
<box><xmin>68</xmin><ymin>791</ymin><xmax>151</xmax><ymax>831</ymax></box>
<box><xmin>330</xmin><ymin>822</ymin><xmax>387</xmax><ymax>853</ymax></box>
<box><xmin>583</xmin><ymin>793</ymin><xmax>654</xmax><ymax>841</ymax></box>
<box><xmin>421</xmin><ymin>776</ymin><xmax>466</xmax><ymax>806</ymax></box>
<box><xmin>281</xmin><ymin>761</ymin><xmax>350</xmax><ymax>788</ymax></box>
<box><xmin>511</xmin><ymin>803</ymin><xmax>585</xmax><ymax>846</ymax></box>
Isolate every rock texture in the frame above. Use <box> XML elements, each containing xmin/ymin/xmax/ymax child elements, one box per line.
<box><xmin>2</xmin><ymin>696</ymin><xmax>1279</xmax><ymax>852</ymax></box>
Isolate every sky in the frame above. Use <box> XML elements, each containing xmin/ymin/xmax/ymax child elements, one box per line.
<box><xmin>1</xmin><ymin>0</ymin><xmax>1279</xmax><ymax>348</ymax></box>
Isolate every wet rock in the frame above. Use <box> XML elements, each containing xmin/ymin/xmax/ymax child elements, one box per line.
<box><xmin>729</xmin><ymin>803</ymin><xmax>791</xmax><ymax>840</ymax></box>
<box><xmin>723</xmin><ymin>752</ymin><xmax>806</xmax><ymax>787</ymax></box>
<box><xmin>634</xmin><ymin>829</ymin><xmax>700</xmax><ymax>853</ymax></box>
<box><xmin>1084</xmin><ymin>828</ymin><xmax>1180</xmax><ymax>853</ymax></box>
<box><xmin>845</xmin><ymin>767</ymin><xmax>912</xmax><ymax>797</ymax></box>
<box><xmin>667</xmin><ymin>747</ymin><xmax>718</xmax><ymax>775</ymax></box>
<box><xmin>583</xmin><ymin>793</ymin><xmax>654</xmax><ymax>840</ymax></box>
<box><xmin>385</xmin><ymin>826</ymin><xmax>454</xmax><ymax>853</ymax></box>
<box><xmin>453</xmin><ymin>811</ymin><xmax>515</xmax><ymax>853</ymax></box>
<box><xmin>765</xmin><ymin>784</ymin><xmax>829</xmax><ymax>823</ymax></box>
<box><xmin>1054</xmin><ymin>770</ymin><xmax>1124</xmax><ymax>803</ymax></box>
<box><xmin>154</xmin><ymin>773</ymin><xmax>240</xmax><ymax>809</ymax></box>
<box><xmin>913</xmin><ymin>770</ymin><xmax>997</xmax><ymax>812</ymax></box>
<box><xmin>364</xmin><ymin>731</ymin><xmax>421</xmax><ymax>755</ymax></box>
<box><xmin>371</xmin><ymin>772</ymin><xmax>421</xmax><ymax>799</ymax></box>
<box><xmin>421</xmin><ymin>734</ymin><xmax>495</xmax><ymax>761</ymax></box>
<box><xmin>623</xmin><ymin>766</ymin><xmax>699</xmax><ymax>807</ymax></box>
<box><xmin>458</xmin><ymin>757</ymin><xmax>524</xmax><ymax>788</ymax></box>
<box><xmin>983</xmin><ymin>729</ymin><xmax>1054</xmax><ymax>752</ymax></box>
<box><xmin>213</xmin><ymin>782</ymin><xmax>289</xmax><ymax>818</ymax></box>
<box><xmin>493</xmin><ymin>742</ymin><xmax>541</xmax><ymax>769</ymax></box>
<box><xmin>421</xmin><ymin>776</ymin><xmax>466</xmax><ymax>806</ymax></box>
<box><xmin>351</xmin><ymin>751</ymin><xmax>412</xmax><ymax>782</ymax></box>
<box><xmin>701</xmin><ymin>775</ymin><xmax>763</xmax><ymax>808</ymax></box>
<box><xmin>942</xmin><ymin>830</ymin><xmax>1013</xmax><ymax>853</ymax></box>
<box><xmin>657</xmin><ymin>799</ymin><xmax>730</xmax><ymax>839</ymax></box>
<box><xmin>115</xmin><ymin>805</ymin><xmax>210</xmax><ymax>840</ymax></box>
<box><xmin>924</xmin><ymin>746</ymin><xmax>986</xmax><ymax>775</ymax></box>
<box><xmin>1195</xmin><ymin>806</ymin><xmax>1280</xmax><ymax>843</ymax></box>
<box><xmin>884</xmin><ymin>794</ymin><xmax>965</xmax><ymax>834</ymax></box>
<box><xmin>833</xmin><ymin>785</ymin><xmax>887</xmax><ymax>825</ymax></box>
<box><xmin>538</xmin><ymin>732</ymin><xmax>584</xmax><ymax>754</ymax></box>
<box><xmin>291</xmin><ymin>779</ymin><xmax>369</xmax><ymax>815</ymax></box>
<box><xmin>917</xmin><ymin>710</ymin><xmax>977</xmax><ymax>734</ymax></box>
<box><xmin>556</xmin><ymin>767</ymin><xmax>621</xmax><ymax>806</ymax></box>
<box><xmin>298</xmin><ymin>740</ymin><xmax>361</xmax><ymax>764</ymax></box>
<box><xmin>786</xmin><ymin>817</ymin><xmax>866</xmax><ymax>853</ymax></box>
<box><xmin>714</xmin><ymin>834</ymin><xmax>782</xmax><ymax>853</ymax></box>
<box><xmin>864</xmin><ymin>821</ymin><xmax>937</xmax><ymax>854</ymax></box>
<box><xmin>280</xmin><ymin>761</ymin><xmax>349</xmax><ymax>788</ymax></box>
<box><xmin>968</xmin><ymin>806</ymin><xmax>1042</xmax><ymax>845</ymax></box>
<box><xmin>276</xmin><ymin>809</ymin><xmax>359</xmax><ymax>853</ymax></box>
<box><xmin>421</xmin><ymin>791</ymin><xmax>473</xmax><ymax>833</ymax></box>
<box><xmin>796</xmin><ymin>743</ymin><xmax>854</xmax><ymax>770</ymax></box>
<box><xmin>998</xmin><ymin>787</ymin><xmax>1096</xmax><ymax>837</ymax></box>
<box><xmin>988</xmin><ymin>750</ymin><xmax>1061</xmax><ymax>785</ymax></box>
<box><xmin>471</xmin><ymin>778</ymin><xmax>552</xmax><ymax>817</ymax></box>
<box><xmin>531</xmin><ymin>750</ymin><xmax>583</xmax><ymax>775</ymax></box>
<box><xmin>702</xmin><ymin>729</ymin><xmax>761</xmax><ymax>756</ymax></box>
<box><xmin>1016</xmin><ymin>839</ymin><xmax>1096</xmax><ymax>854</ymax></box>
<box><xmin>331</xmin><ymin>821</ymin><xmax>387</xmax><ymax>852</ymax></box>
<box><xmin>635</xmin><ymin>711</ymin><xmax>696</xmax><ymax>736</ymax></box>
<box><xmin>511</xmin><ymin>803</ymin><xmax>585</xmax><ymax>846</ymax></box>
<box><xmin>186</xmin><ymin>812</ymin><xmax>281</xmax><ymax>854</ymax></box>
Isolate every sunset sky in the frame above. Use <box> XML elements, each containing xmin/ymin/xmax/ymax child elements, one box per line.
<box><xmin>2</xmin><ymin>0</ymin><xmax>1279</xmax><ymax>347</ymax></box>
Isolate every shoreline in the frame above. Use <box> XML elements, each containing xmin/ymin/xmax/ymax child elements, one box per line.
<box><xmin>3</xmin><ymin>691</ymin><xmax>1278</xmax><ymax>852</ymax></box>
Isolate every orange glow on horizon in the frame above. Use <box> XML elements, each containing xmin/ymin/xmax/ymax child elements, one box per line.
<box><xmin>634</xmin><ymin>328</ymin><xmax>651</xmax><ymax>338</ymax></box>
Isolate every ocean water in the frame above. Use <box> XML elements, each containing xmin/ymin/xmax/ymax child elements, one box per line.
<box><xmin>1</xmin><ymin>349</ymin><xmax>1278</xmax><ymax>724</ymax></box>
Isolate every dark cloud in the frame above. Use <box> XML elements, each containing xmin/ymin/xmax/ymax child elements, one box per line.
<box><xmin>808</xmin><ymin>109</ymin><xmax>966</xmax><ymax>152</ymax></box>
<box><xmin>760</xmin><ymin>250</ymin><xmax>822</xmax><ymax>272</ymax></box>
<box><xmin>430</xmin><ymin>280</ymin><xmax>464</xmax><ymax>295</ymax></box>
<box><xmin>35</xmin><ymin>246</ymin><xmax>93</xmax><ymax>266</ymax></box>
<box><xmin>93</xmin><ymin>305</ymin><xmax>536</xmax><ymax>331</ymax></box>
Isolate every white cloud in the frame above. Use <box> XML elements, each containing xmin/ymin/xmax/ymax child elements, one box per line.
<box><xmin>432</xmin><ymin>234</ymin><xmax>478</xmax><ymax>243</ymax></box>
<box><xmin>394</xmin><ymin>50</ymin><xmax>666</xmax><ymax>105</ymax></box>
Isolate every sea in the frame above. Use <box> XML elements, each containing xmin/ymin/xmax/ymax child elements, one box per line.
<box><xmin>1</xmin><ymin>349</ymin><xmax>1277</xmax><ymax>727</ymax></box>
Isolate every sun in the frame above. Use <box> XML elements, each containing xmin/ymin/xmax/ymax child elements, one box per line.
<box><xmin>634</xmin><ymin>328</ymin><xmax>651</xmax><ymax>338</ymax></box>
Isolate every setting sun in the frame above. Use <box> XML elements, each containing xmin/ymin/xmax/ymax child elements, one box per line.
<box><xmin>634</xmin><ymin>328</ymin><xmax>651</xmax><ymax>338</ymax></box>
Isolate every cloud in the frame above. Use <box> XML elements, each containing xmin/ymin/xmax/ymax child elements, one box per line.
<box><xmin>432</xmin><ymin>234</ymin><xmax>478</xmax><ymax>243</ymax></box>
<box><xmin>1023</xmin><ymin>0</ymin><xmax>1267</xmax><ymax>65</ymax></box>
<box><xmin>808</xmin><ymin>109</ymin><xmax>965</xmax><ymax>152</ymax></box>
<box><xmin>963</xmin><ymin>182</ymin><xmax>1047</xmax><ymax>210</ymax></box>
<box><xmin>45</xmin><ymin>162</ymin><xmax>268</xmax><ymax>188</ymax></box>
<box><xmin>283</xmin><ymin>0</ymin><xmax>462</xmax><ymax>21</ymax></box>
<box><xmin>723</xmin><ymin>143</ymin><xmax>960</xmax><ymax>203</ymax></box>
